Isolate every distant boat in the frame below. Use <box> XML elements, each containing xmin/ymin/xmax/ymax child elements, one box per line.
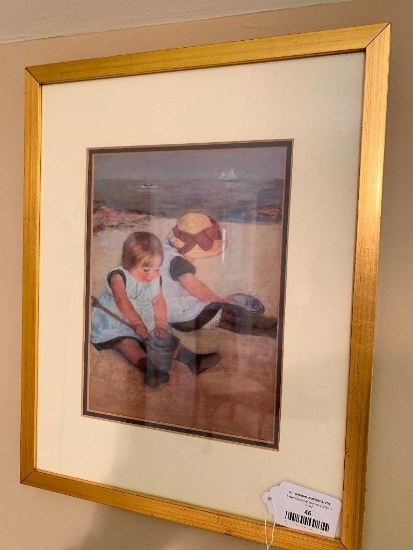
<box><xmin>218</xmin><ymin>169</ymin><xmax>238</xmax><ymax>182</ymax></box>
<box><xmin>140</xmin><ymin>183</ymin><xmax>159</xmax><ymax>189</ymax></box>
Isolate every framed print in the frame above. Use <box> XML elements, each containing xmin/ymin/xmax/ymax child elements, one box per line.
<box><xmin>84</xmin><ymin>140</ymin><xmax>291</xmax><ymax>448</ymax></box>
<box><xmin>21</xmin><ymin>23</ymin><xmax>390</xmax><ymax>550</ymax></box>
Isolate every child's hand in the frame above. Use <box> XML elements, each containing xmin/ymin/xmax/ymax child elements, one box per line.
<box><xmin>154</xmin><ymin>326</ymin><xmax>169</xmax><ymax>339</ymax></box>
<box><xmin>133</xmin><ymin>321</ymin><xmax>148</xmax><ymax>340</ymax></box>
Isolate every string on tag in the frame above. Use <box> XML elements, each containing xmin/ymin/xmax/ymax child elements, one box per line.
<box><xmin>264</xmin><ymin>497</ymin><xmax>277</xmax><ymax>549</ymax></box>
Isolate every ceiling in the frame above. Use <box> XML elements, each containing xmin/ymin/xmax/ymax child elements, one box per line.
<box><xmin>0</xmin><ymin>0</ymin><xmax>348</xmax><ymax>43</ymax></box>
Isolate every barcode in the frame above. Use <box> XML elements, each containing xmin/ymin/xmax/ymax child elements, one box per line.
<box><xmin>285</xmin><ymin>511</ymin><xmax>330</xmax><ymax>532</ymax></box>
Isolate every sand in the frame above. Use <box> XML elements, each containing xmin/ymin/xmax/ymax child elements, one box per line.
<box><xmin>85</xmin><ymin>215</ymin><xmax>282</xmax><ymax>447</ymax></box>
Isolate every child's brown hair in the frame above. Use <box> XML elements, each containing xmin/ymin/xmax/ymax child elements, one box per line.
<box><xmin>121</xmin><ymin>232</ymin><xmax>164</xmax><ymax>271</ymax></box>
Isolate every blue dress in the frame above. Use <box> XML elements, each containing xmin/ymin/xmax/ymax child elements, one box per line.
<box><xmin>91</xmin><ymin>266</ymin><xmax>161</xmax><ymax>346</ymax></box>
<box><xmin>160</xmin><ymin>244</ymin><xmax>207</xmax><ymax>323</ymax></box>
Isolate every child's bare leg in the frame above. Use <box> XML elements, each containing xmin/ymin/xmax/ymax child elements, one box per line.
<box><xmin>114</xmin><ymin>338</ymin><xmax>146</xmax><ymax>371</ymax></box>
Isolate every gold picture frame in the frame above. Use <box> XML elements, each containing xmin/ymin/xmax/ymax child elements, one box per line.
<box><xmin>21</xmin><ymin>23</ymin><xmax>390</xmax><ymax>550</ymax></box>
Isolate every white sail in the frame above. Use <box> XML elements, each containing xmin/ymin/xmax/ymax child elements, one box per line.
<box><xmin>218</xmin><ymin>169</ymin><xmax>238</xmax><ymax>182</ymax></box>
<box><xmin>225</xmin><ymin>168</ymin><xmax>237</xmax><ymax>181</ymax></box>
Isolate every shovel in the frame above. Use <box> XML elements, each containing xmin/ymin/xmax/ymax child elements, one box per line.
<box><xmin>91</xmin><ymin>295</ymin><xmax>135</xmax><ymax>330</ymax></box>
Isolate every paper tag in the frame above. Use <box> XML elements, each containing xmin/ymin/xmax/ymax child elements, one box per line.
<box><xmin>262</xmin><ymin>481</ymin><xmax>341</xmax><ymax>537</ymax></box>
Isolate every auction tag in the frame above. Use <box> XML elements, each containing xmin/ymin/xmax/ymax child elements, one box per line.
<box><xmin>262</xmin><ymin>481</ymin><xmax>341</xmax><ymax>537</ymax></box>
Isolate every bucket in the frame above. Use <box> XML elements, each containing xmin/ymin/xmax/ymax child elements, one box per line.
<box><xmin>146</xmin><ymin>331</ymin><xmax>178</xmax><ymax>373</ymax></box>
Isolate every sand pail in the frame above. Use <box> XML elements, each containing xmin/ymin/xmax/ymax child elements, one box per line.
<box><xmin>146</xmin><ymin>331</ymin><xmax>178</xmax><ymax>373</ymax></box>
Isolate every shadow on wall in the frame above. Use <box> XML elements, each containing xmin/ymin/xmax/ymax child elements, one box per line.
<box><xmin>66</xmin><ymin>509</ymin><xmax>266</xmax><ymax>550</ymax></box>
<box><xmin>64</xmin><ymin>484</ymin><xmax>266</xmax><ymax>550</ymax></box>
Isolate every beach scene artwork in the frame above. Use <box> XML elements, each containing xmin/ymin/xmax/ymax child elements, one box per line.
<box><xmin>83</xmin><ymin>141</ymin><xmax>292</xmax><ymax>449</ymax></box>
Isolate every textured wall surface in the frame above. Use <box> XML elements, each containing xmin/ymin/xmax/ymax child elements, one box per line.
<box><xmin>0</xmin><ymin>0</ymin><xmax>351</xmax><ymax>42</ymax></box>
<box><xmin>1</xmin><ymin>0</ymin><xmax>412</xmax><ymax>548</ymax></box>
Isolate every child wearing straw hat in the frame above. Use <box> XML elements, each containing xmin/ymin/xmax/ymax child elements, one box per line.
<box><xmin>161</xmin><ymin>213</ymin><xmax>277</xmax><ymax>337</ymax></box>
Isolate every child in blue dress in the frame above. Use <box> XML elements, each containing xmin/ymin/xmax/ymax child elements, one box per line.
<box><xmin>91</xmin><ymin>231</ymin><xmax>219</xmax><ymax>387</ymax></box>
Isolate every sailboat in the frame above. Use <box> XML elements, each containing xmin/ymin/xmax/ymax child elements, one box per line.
<box><xmin>140</xmin><ymin>182</ymin><xmax>159</xmax><ymax>189</ymax></box>
<box><xmin>218</xmin><ymin>169</ymin><xmax>238</xmax><ymax>182</ymax></box>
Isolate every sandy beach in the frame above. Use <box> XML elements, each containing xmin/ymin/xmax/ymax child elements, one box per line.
<box><xmin>85</xmin><ymin>212</ymin><xmax>283</xmax><ymax>447</ymax></box>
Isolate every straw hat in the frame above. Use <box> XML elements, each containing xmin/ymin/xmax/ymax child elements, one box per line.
<box><xmin>168</xmin><ymin>213</ymin><xmax>227</xmax><ymax>259</ymax></box>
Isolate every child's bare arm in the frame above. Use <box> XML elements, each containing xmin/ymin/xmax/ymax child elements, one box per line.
<box><xmin>178</xmin><ymin>273</ymin><xmax>235</xmax><ymax>303</ymax></box>
<box><xmin>151</xmin><ymin>292</ymin><xmax>169</xmax><ymax>339</ymax></box>
<box><xmin>110</xmin><ymin>273</ymin><xmax>148</xmax><ymax>339</ymax></box>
